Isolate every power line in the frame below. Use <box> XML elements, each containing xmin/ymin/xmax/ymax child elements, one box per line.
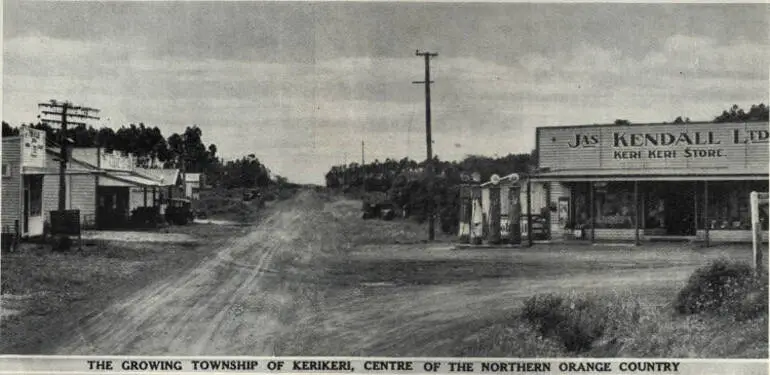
<box><xmin>38</xmin><ymin>100</ymin><xmax>100</xmax><ymax>211</ymax></box>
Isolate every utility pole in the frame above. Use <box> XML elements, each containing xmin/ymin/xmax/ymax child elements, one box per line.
<box><xmin>38</xmin><ymin>100</ymin><xmax>100</xmax><ymax>210</ymax></box>
<box><xmin>361</xmin><ymin>140</ymin><xmax>365</xmax><ymax>166</ymax></box>
<box><xmin>413</xmin><ymin>50</ymin><xmax>438</xmax><ymax>241</ymax></box>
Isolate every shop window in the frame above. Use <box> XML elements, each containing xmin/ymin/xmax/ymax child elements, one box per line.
<box><xmin>594</xmin><ymin>184</ymin><xmax>635</xmax><ymax>229</ymax></box>
<box><xmin>572</xmin><ymin>182</ymin><xmax>636</xmax><ymax>229</ymax></box>
<box><xmin>645</xmin><ymin>192</ymin><xmax>666</xmax><ymax>230</ymax></box>
<box><xmin>707</xmin><ymin>182</ymin><xmax>769</xmax><ymax>230</ymax></box>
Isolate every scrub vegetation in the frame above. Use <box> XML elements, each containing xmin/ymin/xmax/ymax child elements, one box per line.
<box><xmin>516</xmin><ymin>260</ymin><xmax>768</xmax><ymax>357</ymax></box>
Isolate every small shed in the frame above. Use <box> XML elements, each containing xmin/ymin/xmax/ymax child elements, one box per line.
<box><xmin>184</xmin><ymin>173</ymin><xmax>203</xmax><ymax>200</ymax></box>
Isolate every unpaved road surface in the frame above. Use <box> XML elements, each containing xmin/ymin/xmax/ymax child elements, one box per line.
<box><xmin>56</xmin><ymin>191</ymin><xmax>759</xmax><ymax>356</ymax></box>
<box><xmin>57</xmin><ymin>193</ymin><xmax>324</xmax><ymax>355</ymax></box>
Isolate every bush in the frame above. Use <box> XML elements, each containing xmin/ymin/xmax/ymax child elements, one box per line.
<box><xmin>522</xmin><ymin>293</ymin><xmax>609</xmax><ymax>353</ymax></box>
<box><xmin>675</xmin><ymin>258</ymin><xmax>764</xmax><ymax>318</ymax></box>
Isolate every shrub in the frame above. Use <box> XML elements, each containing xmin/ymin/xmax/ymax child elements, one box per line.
<box><xmin>522</xmin><ymin>293</ymin><xmax>608</xmax><ymax>353</ymax></box>
<box><xmin>676</xmin><ymin>258</ymin><xmax>766</xmax><ymax>319</ymax></box>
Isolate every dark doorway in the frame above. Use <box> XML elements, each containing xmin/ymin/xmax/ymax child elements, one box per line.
<box><xmin>664</xmin><ymin>182</ymin><xmax>696</xmax><ymax>235</ymax></box>
<box><xmin>97</xmin><ymin>187</ymin><xmax>130</xmax><ymax>229</ymax></box>
<box><xmin>23</xmin><ymin>188</ymin><xmax>29</xmax><ymax>234</ymax></box>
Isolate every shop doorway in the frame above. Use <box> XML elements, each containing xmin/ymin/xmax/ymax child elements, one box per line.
<box><xmin>22</xmin><ymin>175</ymin><xmax>44</xmax><ymax>237</ymax></box>
<box><xmin>97</xmin><ymin>187</ymin><xmax>130</xmax><ymax>229</ymax></box>
<box><xmin>663</xmin><ymin>183</ymin><xmax>696</xmax><ymax>236</ymax></box>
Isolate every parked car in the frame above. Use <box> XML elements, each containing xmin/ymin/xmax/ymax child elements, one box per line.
<box><xmin>362</xmin><ymin>201</ymin><xmax>397</xmax><ymax>220</ymax></box>
<box><xmin>165</xmin><ymin>198</ymin><xmax>194</xmax><ymax>225</ymax></box>
<box><xmin>379</xmin><ymin>202</ymin><xmax>396</xmax><ymax>221</ymax></box>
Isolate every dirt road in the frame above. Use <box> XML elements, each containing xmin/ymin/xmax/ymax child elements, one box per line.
<box><xmin>57</xmin><ymin>192</ymin><xmax>328</xmax><ymax>355</ymax></box>
<box><xmin>56</xmin><ymin>190</ymin><xmax>760</xmax><ymax>356</ymax></box>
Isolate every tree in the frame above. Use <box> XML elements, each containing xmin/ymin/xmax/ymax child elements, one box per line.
<box><xmin>714</xmin><ymin>103</ymin><xmax>768</xmax><ymax>123</ymax></box>
<box><xmin>2</xmin><ymin>122</ymin><xmax>19</xmax><ymax>137</ymax></box>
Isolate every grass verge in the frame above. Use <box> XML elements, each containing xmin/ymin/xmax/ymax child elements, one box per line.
<box><xmin>0</xmin><ymin>223</ymin><xmax>249</xmax><ymax>354</ymax></box>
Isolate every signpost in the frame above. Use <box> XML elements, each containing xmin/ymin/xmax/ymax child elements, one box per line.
<box><xmin>750</xmin><ymin>191</ymin><xmax>768</xmax><ymax>273</ymax></box>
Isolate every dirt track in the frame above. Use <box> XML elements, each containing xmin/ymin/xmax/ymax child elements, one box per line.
<box><xmin>57</xmin><ymin>194</ymin><xmax>321</xmax><ymax>355</ymax></box>
<box><xmin>56</xmin><ymin>190</ymin><xmax>759</xmax><ymax>356</ymax></box>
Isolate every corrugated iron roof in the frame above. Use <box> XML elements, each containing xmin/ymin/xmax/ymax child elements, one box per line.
<box><xmin>99</xmin><ymin>172</ymin><xmax>162</xmax><ymax>187</ymax></box>
<box><xmin>139</xmin><ymin>168</ymin><xmax>181</xmax><ymax>186</ymax></box>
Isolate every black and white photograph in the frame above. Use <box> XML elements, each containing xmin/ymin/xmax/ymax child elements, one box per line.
<box><xmin>2</xmin><ymin>0</ymin><xmax>769</xmax><ymax>365</ymax></box>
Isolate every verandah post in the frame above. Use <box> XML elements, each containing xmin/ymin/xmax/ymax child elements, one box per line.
<box><xmin>590</xmin><ymin>181</ymin><xmax>595</xmax><ymax>243</ymax></box>
<box><xmin>526</xmin><ymin>179</ymin><xmax>532</xmax><ymax>247</ymax></box>
<box><xmin>704</xmin><ymin>181</ymin><xmax>710</xmax><ymax>247</ymax></box>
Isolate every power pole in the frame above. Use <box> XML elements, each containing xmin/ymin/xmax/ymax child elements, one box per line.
<box><xmin>38</xmin><ymin>100</ymin><xmax>100</xmax><ymax>210</ymax></box>
<box><xmin>413</xmin><ymin>50</ymin><xmax>438</xmax><ymax>241</ymax></box>
<box><xmin>361</xmin><ymin>140</ymin><xmax>365</xmax><ymax>166</ymax></box>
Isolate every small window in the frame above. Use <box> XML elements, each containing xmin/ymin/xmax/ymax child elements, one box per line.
<box><xmin>2</xmin><ymin>164</ymin><xmax>11</xmax><ymax>178</ymax></box>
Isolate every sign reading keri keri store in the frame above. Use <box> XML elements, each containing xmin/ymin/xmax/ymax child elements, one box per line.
<box><xmin>539</xmin><ymin>122</ymin><xmax>769</xmax><ymax>173</ymax></box>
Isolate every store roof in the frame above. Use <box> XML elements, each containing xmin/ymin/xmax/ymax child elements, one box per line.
<box><xmin>99</xmin><ymin>172</ymin><xmax>162</xmax><ymax>187</ymax></box>
<box><xmin>139</xmin><ymin>168</ymin><xmax>181</xmax><ymax>186</ymax></box>
<box><xmin>531</xmin><ymin>168</ymin><xmax>768</xmax><ymax>182</ymax></box>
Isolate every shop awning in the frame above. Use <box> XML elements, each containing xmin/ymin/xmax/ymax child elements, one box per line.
<box><xmin>98</xmin><ymin>172</ymin><xmax>162</xmax><ymax>187</ymax></box>
<box><xmin>21</xmin><ymin>166</ymin><xmax>98</xmax><ymax>175</ymax></box>
<box><xmin>531</xmin><ymin>169</ymin><xmax>768</xmax><ymax>182</ymax></box>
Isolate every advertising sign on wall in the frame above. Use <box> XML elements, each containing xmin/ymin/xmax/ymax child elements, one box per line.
<box><xmin>537</xmin><ymin>122</ymin><xmax>769</xmax><ymax>174</ymax></box>
<box><xmin>100</xmin><ymin>152</ymin><xmax>135</xmax><ymax>172</ymax></box>
<box><xmin>20</xmin><ymin>126</ymin><xmax>46</xmax><ymax>168</ymax></box>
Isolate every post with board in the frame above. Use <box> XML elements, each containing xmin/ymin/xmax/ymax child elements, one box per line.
<box><xmin>750</xmin><ymin>191</ymin><xmax>768</xmax><ymax>274</ymax></box>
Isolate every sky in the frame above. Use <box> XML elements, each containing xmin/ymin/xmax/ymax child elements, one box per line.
<box><xmin>3</xmin><ymin>2</ymin><xmax>768</xmax><ymax>185</ymax></box>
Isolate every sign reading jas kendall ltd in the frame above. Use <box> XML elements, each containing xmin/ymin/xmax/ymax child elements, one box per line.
<box><xmin>538</xmin><ymin>122</ymin><xmax>769</xmax><ymax>173</ymax></box>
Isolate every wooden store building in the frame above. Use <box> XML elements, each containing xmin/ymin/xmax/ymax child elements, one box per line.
<box><xmin>2</xmin><ymin>127</ymin><xmax>171</xmax><ymax>238</ymax></box>
<box><xmin>532</xmin><ymin>121</ymin><xmax>769</xmax><ymax>244</ymax></box>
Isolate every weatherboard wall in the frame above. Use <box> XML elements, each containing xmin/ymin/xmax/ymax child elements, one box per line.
<box><xmin>40</xmin><ymin>153</ymin><xmax>98</xmax><ymax>228</ymax></box>
<box><xmin>1</xmin><ymin>138</ymin><xmax>22</xmax><ymax>232</ymax></box>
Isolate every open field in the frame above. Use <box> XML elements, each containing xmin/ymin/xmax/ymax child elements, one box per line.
<box><xmin>1</xmin><ymin>189</ymin><xmax>766</xmax><ymax>357</ymax></box>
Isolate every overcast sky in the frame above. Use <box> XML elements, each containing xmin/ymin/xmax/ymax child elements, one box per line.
<box><xmin>4</xmin><ymin>2</ymin><xmax>768</xmax><ymax>184</ymax></box>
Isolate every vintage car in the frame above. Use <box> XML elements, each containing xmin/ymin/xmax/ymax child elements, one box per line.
<box><xmin>362</xmin><ymin>201</ymin><xmax>397</xmax><ymax>220</ymax></box>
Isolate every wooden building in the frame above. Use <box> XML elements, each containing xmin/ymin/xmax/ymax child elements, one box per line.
<box><xmin>533</xmin><ymin>121</ymin><xmax>769</xmax><ymax>243</ymax></box>
<box><xmin>2</xmin><ymin>128</ymin><xmax>102</xmax><ymax>237</ymax></box>
<box><xmin>184</xmin><ymin>173</ymin><xmax>203</xmax><ymax>200</ymax></box>
<box><xmin>70</xmin><ymin>148</ymin><xmax>162</xmax><ymax>229</ymax></box>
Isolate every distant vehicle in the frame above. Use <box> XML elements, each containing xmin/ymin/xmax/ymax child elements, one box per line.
<box><xmin>243</xmin><ymin>189</ymin><xmax>262</xmax><ymax>202</ymax></box>
<box><xmin>379</xmin><ymin>202</ymin><xmax>396</xmax><ymax>221</ymax></box>
<box><xmin>362</xmin><ymin>201</ymin><xmax>397</xmax><ymax>221</ymax></box>
<box><xmin>165</xmin><ymin>198</ymin><xmax>194</xmax><ymax>225</ymax></box>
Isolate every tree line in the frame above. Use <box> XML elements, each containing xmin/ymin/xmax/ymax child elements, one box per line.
<box><xmin>324</xmin><ymin>103</ymin><xmax>769</xmax><ymax>234</ymax></box>
<box><xmin>1</xmin><ymin>121</ymin><xmax>279</xmax><ymax>190</ymax></box>
<box><xmin>325</xmin><ymin>153</ymin><xmax>536</xmax><ymax>233</ymax></box>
